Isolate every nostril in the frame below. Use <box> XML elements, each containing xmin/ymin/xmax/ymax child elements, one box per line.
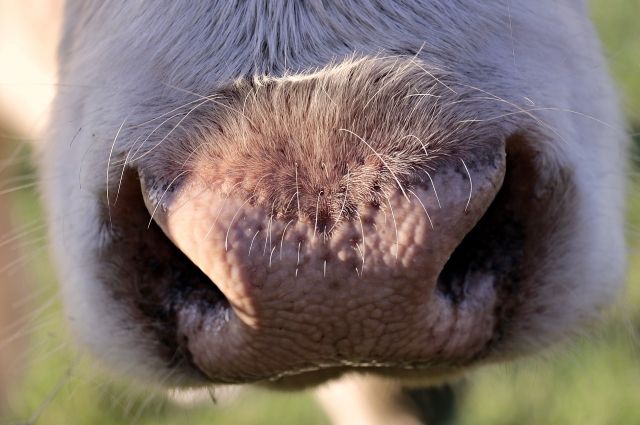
<box><xmin>98</xmin><ymin>169</ymin><xmax>232</xmax><ymax>376</ymax></box>
<box><xmin>435</xmin><ymin>133</ymin><xmax>556</xmax><ymax>318</ymax></box>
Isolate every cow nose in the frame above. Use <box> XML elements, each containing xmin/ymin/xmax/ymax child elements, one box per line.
<box><xmin>128</xmin><ymin>57</ymin><xmax>522</xmax><ymax>381</ymax></box>
<box><xmin>139</xmin><ymin>137</ymin><xmax>506</xmax><ymax>380</ymax></box>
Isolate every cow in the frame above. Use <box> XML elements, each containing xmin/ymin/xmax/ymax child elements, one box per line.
<box><xmin>1</xmin><ymin>1</ymin><xmax>629</xmax><ymax>423</ymax></box>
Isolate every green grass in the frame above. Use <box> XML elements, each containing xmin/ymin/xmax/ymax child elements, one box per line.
<box><xmin>590</xmin><ymin>0</ymin><xmax>640</xmax><ymax>129</ymax></box>
<box><xmin>2</xmin><ymin>1</ymin><xmax>640</xmax><ymax>424</ymax></box>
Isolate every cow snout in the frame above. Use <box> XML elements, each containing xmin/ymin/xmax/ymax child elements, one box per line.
<box><xmin>141</xmin><ymin>140</ymin><xmax>504</xmax><ymax>381</ymax></box>
<box><xmin>114</xmin><ymin>58</ymin><xmax>525</xmax><ymax>383</ymax></box>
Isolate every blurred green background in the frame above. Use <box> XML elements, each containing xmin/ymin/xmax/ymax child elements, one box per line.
<box><xmin>1</xmin><ymin>1</ymin><xmax>639</xmax><ymax>424</ymax></box>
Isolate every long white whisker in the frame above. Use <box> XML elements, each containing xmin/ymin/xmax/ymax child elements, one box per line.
<box><xmin>131</xmin><ymin>99</ymin><xmax>210</xmax><ymax>162</ymax></box>
<box><xmin>408</xmin><ymin>189</ymin><xmax>434</xmax><ymax>229</ymax></box>
<box><xmin>460</xmin><ymin>158</ymin><xmax>472</xmax><ymax>212</ymax></box>
<box><xmin>106</xmin><ymin>117</ymin><xmax>128</xmax><ymax>228</ymax></box>
<box><xmin>160</xmin><ymin>83</ymin><xmax>257</xmax><ymax>127</ymax></box>
<box><xmin>425</xmin><ymin>171</ymin><xmax>442</xmax><ymax>209</ymax></box>
<box><xmin>129</xmin><ymin>112</ymin><xmax>185</xmax><ymax>161</ymax></box>
<box><xmin>115</xmin><ymin>135</ymin><xmax>142</xmax><ymax>205</ymax></box>
<box><xmin>130</xmin><ymin>98</ymin><xmax>205</xmax><ymax>128</ymax></box>
<box><xmin>410</xmin><ymin>59</ymin><xmax>457</xmax><ymax>94</ymax></box>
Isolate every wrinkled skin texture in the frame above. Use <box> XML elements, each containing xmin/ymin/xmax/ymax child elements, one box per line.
<box><xmin>42</xmin><ymin>1</ymin><xmax>626</xmax><ymax>423</ymax></box>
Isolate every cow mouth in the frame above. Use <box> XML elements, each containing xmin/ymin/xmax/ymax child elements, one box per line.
<box><xmin>98</xmin><ymin>134</ymin><xmax>554</xmax><ymax>386</ymax></box>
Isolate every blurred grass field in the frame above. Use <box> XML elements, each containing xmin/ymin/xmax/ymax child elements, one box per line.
<box><xmin>2</xmin><ymin>1</ymin><xmax>640</xmax><ymax>424</ymax></box>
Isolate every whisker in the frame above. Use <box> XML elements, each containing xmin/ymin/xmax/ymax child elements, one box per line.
<box><xmin>0</xmin><ymin>180</ymin><xmax>38</xmax><ymax>196</ymax></box>
<box><xmin>114</xmin><ymin>135</ymin><xmax>142</xmax><ymax>205</ymax></box>
<box><xmin>203</xmin><ymin>181</ymin><xmax>243</xmax><ymax>241</ymax></box>
<box><xmin>269</xmin><ymin>245</ymin><xmax>277</xmax><ymax>268</ymax></box>
<box><xmin>225</xmin><ymin>195</ymin><xmax>255</xmax><ymax>251</ymax></box>
<box><xmin>208</xmin><ymin>387</ymin><xmax>218</xmax><ymax>405</ymax></box>
<box><xmin>356</xmin><ymin>212</ymin><xmax>366</xmax><ymax>273</ymax></box>
<box><xmin>146</xmin><ymin>170</ymin><xmax>189</xmax><ymax>229</ymax></box>
<box><xmin>0</xmin><ymin>142</ymin><xmax>30</xmax><ymax>174</ymax></box>
<box><xmin>131</xmin><ymin>97</ymin><xmax>205</xmax><ymax>128</ymax></box>
<box><xmin>397</xmin><ymin>133</ymin><xmax>443</xmax><ymax>209</ymax></box>
<box><xmin>295</xmin><ymin>163</ymin><xmax>301</xmax><ymax>219</ymax></box>
<box><xmin>282</xmin><ymin>191</ymin><xmax>298</xmax><ymax>216</ymax></box>
<box><xmin>21</xmin><ymin>355</ymin><xmax>82</xmax><ymax>425</ymax></box>
<box><xmin>460</xmin><ymin>158</ymin><xmax>473</xmax><ymax>212</ymax></box>
<box><xmin>106</xmin><ymin>116</ymin><xmax>129</xmax><ymax>228</ymax></box>
<box><xmin>263</xmin><ymin>210</ymin><xmax>274</xmax><ymax>255</ymax></box>
<box><xmin>128</xmin><ymin>111</ymin><xmax>185</xmax><ymax>161</ymax></box>
<box><xmin>129</xmin><ymin>369</ymin><xmax>176</xmax><ymax>424</ymax></box>
<box><xmin>0</xmin><ymin>244</ymin><xmax>47</xmax><ymax>275</ymax></box>
<box><xmin>279</xmin><ymin>219</ymin><xmax>294</xmax><ymax>260</ymax></box>
<box><xmin>408</xmin><ymin>189</ymin><xmax>434</xmax><ymax>229</ymax></box>
<box><xmin>248</xmin><ymin>229</ymin><xmax>261</xmax><ymax>256</ymax></box>
<box><xmin>385</xmin><ymin>195</ymin><xmax>400</xmax><ymax>262</ymax></box>
<box><xmin>410</xmin><ymin>59</ymin><xmax>458</xmax><ymax>94</ymax></box>
<box><xmin>0</xmin><ymin>293</ymin><xmax>58</xmax><ymax>341</ymax></box>
<box><xmin>328</xmin><ymin>167</ymin><xmax>350</xmax><ymax>234</ymax></box>
<box><xmin>0</xmin><ymin>220</ymin><xmax>45</xmax><ymax>247</ymax></box>
<box><xmin>321</xmin><ymin>85</ymin><xmax>339</xmax><ymax>107</ymax></box>
<box><xmin>160</xmin><ymin>82</ymin><xmax>257</xmax><ymax>127</ymax></box>
<box><xmin>241</xmin><ymin>88</ymin><xmax>254</xmax><ymax>146</ymax></box>
<box><xmin>10</xmin><ymin>283</ymin><xmax>50</xmax><ymax>309</ymax></box>
<box><xmin>363</xmin><ymin>58</ymin><xmax>400</xmax><ymax>109</ymax></box>
<box><xmin>313</xmin><ymin>192</ymin><xmax>321</xmax><ymax>240</ymax></box>
<box><xmin>339</xmin><ymin>128</ymin><xmax>410</xmax><ymax>201</ymax></box>
<box><xmin>450</xmin><ymin>82</ymin><xmax>572</xmax><ymax>145</ymax></box>
<box><xmin>296</xmin><ymin>241</ymin><xmax>301</xmax><ymax>277</ymax></box>
<box><xmin>130</xmin><ymin>99</ymin><xmax>211</xmax><ymax>163</ymax></box>
<box><xmin>424</xmin><ymin>171</ymin><xmax>442</xmax><ymax>209</ymax></box>
<box><xmin>0</xmin><ymin>172</ymin><xmax>38</xmax><ymax>188</ymax></box>
<box><xmin>0</xmin><ymin>312</ymin><xmax>58</xmax><ymax>351</ymax></box>
<box><xmin>506</xmin><ymin>0</ymin><xmax>517</xmax><ymax>69</ymax></box>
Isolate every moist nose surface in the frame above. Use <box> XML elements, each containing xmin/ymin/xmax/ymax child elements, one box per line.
<box><xmin>141</xmin><ymin>143</ymin><xmax>506</xmax><ymax>381</ymax></box>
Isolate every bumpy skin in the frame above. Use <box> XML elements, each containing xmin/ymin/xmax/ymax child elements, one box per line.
<box><xmin>41</xmin><ymin>1</ymin><xmax>626</xmax><ymax>423</ymax></box>
<box><xmin>147</xmin><ymin>151</ymin><xmax>504</xmax><ymax>382</ymax></box>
